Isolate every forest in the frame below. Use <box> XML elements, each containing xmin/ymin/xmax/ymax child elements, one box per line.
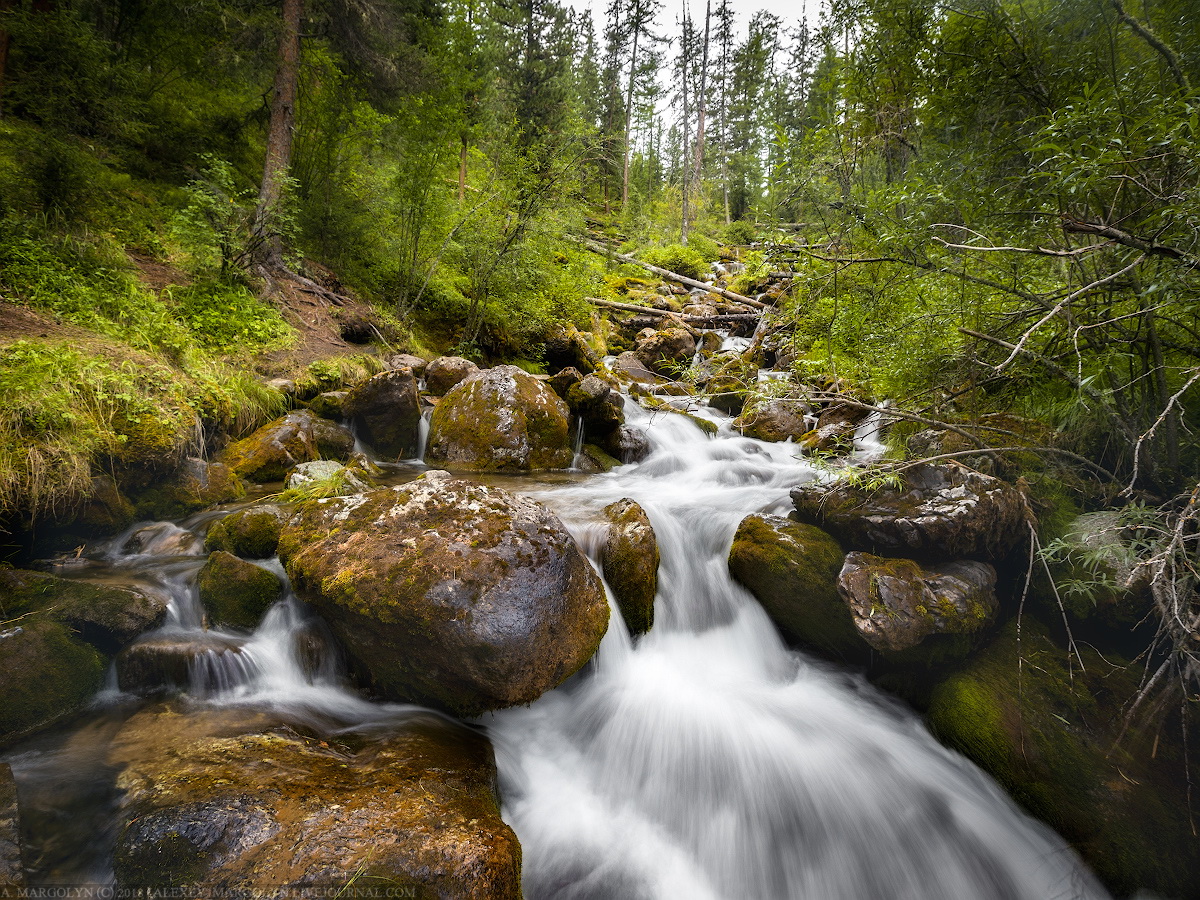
<box><xmin>0</xmin><ymin>0</ymin><xmax>1199</xmax><ymax>894</ymax></box>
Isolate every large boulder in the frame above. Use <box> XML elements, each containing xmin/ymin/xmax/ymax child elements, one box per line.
<box><xmin>544</xmin><ymin>324</ymin><xmax>600</xmax><ymax>375</ymax></box>
<box><xmin>134</xmin><ymin>457</ymin><xmax>246</xmax><ymax>520</ymax></box>
<box><xmin>635</xmin><ymin>327</ymin><xmax>696</xmax><ymax>376</ymax></box>
<box><xmin>220</xmin><ymin>411</ymin><xmax>352</xmax><ymax>482</ymax></box>
<box><xmin>426</xmin><ymin>366</ymin><xmax>574</xmax><ymax>472</ymax></box>
<box><xmin>343</xmin><ymin>368</ymin><xmax>421</xmax><ymax>459</ymax></box>
<box><xmin>109</xmin><ymin>705</ymin><xmax>521</xmax><ymax>896</ymax></box>
<box><xmin>278</xmin><ymin>474</ymin><xmax>609</xmax><ymax>715</ymax></box>
<box><xmin>727</xmin><ymin>514</ymin><xmax>859</xmax><ymax>660</ymax></box>
<box><xmin>0</xmin><ymin>764</ymin><xmax>22</xmax><ymax>887</ymax></box>
<box><xmin>800</xmin><ymin>401</ymin><xmax>870</xmax><ymax>453</ymax></box>
<box><xmin>790</xmin><ymin>462</ymin><xmax>1029</xmax><ymax>562</ymax></box>
<box><xmin>928</xmin><ymin>618</ymin><xmax>1200</xmax><ymax>898</ymax></box>
<box><xmin>734</xmin><ymin>399</ymin><xmax>811</xmax><ymax>443</ymax></box>
<box><xmin>599</xmin><ymin>499</ymin><xmax>659</xmax><ymax>635</ymax></box>
<box><xmin>837</xmin><ymin>552</ymin><xmax>998</xmax><ymax>660</ymax></box>
<box><xmin>425</xmin><ymin>355</ymin><xmax>480</xmax><ymax>396</ymax></box>
<box><xmin>613</xmin><ymin>351</ymin><xmax>662</xmax><ymax>384</ymax></box>
<box><xmin>205</xmin><ymin>506</ymin><xmax>286</xmax><ymax>560</ymax></box>
<box><xmin>197</xmin><ymin>551</ymin><xmax>283</xmax><ymax>630</ymax></box>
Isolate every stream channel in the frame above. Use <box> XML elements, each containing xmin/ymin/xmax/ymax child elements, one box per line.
<box><xmin>4</xmin><ymin>378</ymin><xmax>1113</xmax><ymax>898</ymax></box>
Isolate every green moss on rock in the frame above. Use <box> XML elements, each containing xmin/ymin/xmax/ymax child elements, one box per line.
<box><xmin>600</xmin><ymin>499</ymin><xmax>659</xmax><ymax>635</ymax></box>
<box><xmin>196</xmin><ymin>551</ymin><xmax>283</xmax><ymax>630</ymax></box>
<box><xmin>204</xmin><ymin>508</ymin><xmax>284</xmax><ymax>559</ymax></box>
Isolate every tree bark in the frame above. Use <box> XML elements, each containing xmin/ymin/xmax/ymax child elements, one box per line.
<box><xmin>679</xmin><ymin>4</ymin><xmax>691</xmax><ymax>243</ymax></box>
<box><xmin>458</xmin><ymin>133</ymin><xmax>468</xmax><ymax>203</ymax></box>
<box><xmin>254</xmin><ymin>0</ymin><xmax>303</xmax><ymax>268</ymax></box>
<box><xmin>691</xmin><ymin>1</ymin><xmax>711</xmax><ymax>220</ymax></box>
<box><xmin>621</xmin><ymin>0</ymin><xmax>642</xmax><ymax>208</ymax></box>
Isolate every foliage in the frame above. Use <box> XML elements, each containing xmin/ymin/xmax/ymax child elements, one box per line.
<box><xmin>641</xmin><ymin>242</ymin><xmax>711</xmax><ymax>280</ymax></box>
<box><xmin>168</xmin><ymin>281</ymin><xmax>294</xmax><ymax>353</ymax></box>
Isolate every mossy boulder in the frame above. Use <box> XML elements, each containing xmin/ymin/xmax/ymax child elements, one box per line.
<box><xmin>197</xmin><ymin>551</ymin><xmax>283</xmax><ymax>630</ymax></box>
<box><xmin>425</xmin><ymin>355</ymin><xmax>480</xmax><ymax>396</ymax></box>
<box><xmin>790</xmin><ymin>462</ymin><xmax>1029</xmax><ymax>562</ymax></box>
<box><xmin>116</xmin><ymin>634</ymin><xmax>247</xmax><ymax>695</ymax></box>
<box><xmin>928</xmin><ymin>618</ymin><xmax>1200</xmax><ymax>897</ymax></box>
<box><xmin>634</xmin><ymin>327</ymin><xmax>696</xmax><ymax>376</ymax></box>
<box><xmin>613</xmin><ymin>351</ymin><xmax>662</xmax><ymax>384</ymax></box>
<box><xmin>545</xmin><ymin>324</ymin><xmax>601</xmax><ymax>375</ymax></box>
<box><xmin>0</xmin><ymin>618</ymin><xmax>106</xmax><ymax>746</ymax></box>
<box><xmin>278</xmin><ymin>473</ymin><xmax>609</xmax><ymax>715</ymax></box>
<box><xmin>109</xmin><ymin>704</ymin><xmax>521</xmax><ymax>895</ymax></box>
<box><xmin>0</xmin><ymin>567</ymin><xmax>166</xmax><ymax>655</ymax></box>
<box><xmin>0</xmin><ymin>763</ymin><xmax>23</xmax><ymax>887</ymax></box>
<box><xmin>426</xmin><ymin>366</ymin><xmax>573</xmax><ymax>473</ymax></box>
<box><xmin>204</xmin><ymin>507</ymin><xmax>285</xmax><ymax>559</ymax></box>
<box><xmin>220</xmin><ymin>411</ymin><xmax>351</xmax><ymax>483</ymax></box>
<box><xmin>283</xmin><ymin>460</ymin><xmax>372</xmax><ymax>496</ymax></box>
<box><xmin>133</xmin><ymin>457</ymin><xmax>246</xmax><ymax>520</ymax></box>
<box><xmin>306</xmin><ymin>390</ymin><xmax>349</xmax><ymax>421</ymax></box>
<box><xmin>343</xmin><ymin>369</ymin><xmax>421</xmax><ymax>459</ymax></box>
<box><xmin>727</xmin><ymin>514</ymin><xmax>860</xmax><ymax>661</ymax></box>
<box><xmin>599</xmin><ymin>499</ymin><xmax>659</xmax><ymax>635</ymax></box>
<box><xmin>734</xmin><ymin>399</ymin><xmax>811</xmax><ymax>442</ymax></box>
<box><xmin>68</xmin><ymin>475</ymin><xmax>136</xmax><ymax>537</ymax></box>
<box><xmin>836</xmin><ymin>552</ymin><xmax>997</xmax><ymax>662</ymax></box>
<box><xmin>800</xmin><ymin>401</ymin><xmax>870</xmax><ymax>453</ymax></box>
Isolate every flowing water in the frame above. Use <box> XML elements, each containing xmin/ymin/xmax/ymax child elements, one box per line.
<box><xmin>4</xmin><ymin>392</ymin><xmax>1112</xmax><ymax>898</ymax></box>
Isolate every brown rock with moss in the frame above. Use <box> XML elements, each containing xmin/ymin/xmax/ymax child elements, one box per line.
<box><xmin>790</xmin><ymin>462</ymin><xmax>1029</xmax><ymax>562</ymax></box>
<box><xmin>545</xmin><ymin>324</ymin><xmax>601</xmax><ymax>375</ymax></box>
<box><xmin>205</xmin><ymin>507</ymin><xmax>285</xmax><ymax>559</ymax></box>
<box><xmin>109</xmin><ymin>705</ymin><xmax>522</xmax><ymax>895</ymax></box>
<box><xmin>116</xmin><ymin>634</ymin><xmax>247</xmax><ymax>695</ymax></box>
<box><xmin>836</xmin><ymin>552</ymin><xmax>997</xmax><ymax>659</ymax></box>
<box><xmin>69</xmin><ymin>475</ymin><xmax>136</xmax><ymax>536</ymax></box>
<box><xmin>135</xmin><ymin>457</ymin><xmax>247</xmax><ymax>520</ymax></box>
<box><xmin>734</xmin><ymin>399</ymin><xmax>810</xmax><ymax>443</ymax></box>
<box><xmin>426</xmin><ymin>366</ymin><xmax>573</xmax><ymax>472</ymax></box>
<box><xmin>278</xmin><ymin>473</ymin><xmax>608</xmax><ymax>715</ymax></box>
<box><xmin>727</xmin><ymin>514</ymin><xmax>860</xmax><ymax>660</ymax></box>
<box><xmin>425</xmin><ymin>355</ymin><xmax>480</xmax><ymax>396</ymax></box>
<box><xmin>0</xmin><ymin>763</ymin><xmax>23</xmax><ymax>887</ymax></box>
<box><xmin>928</xmin><ymin>618</ymin><xmax>1200</xmax><ymax>898</ymax></box>
<box><xmin>343</xmin><ymin>369</ymin><xmax>421</xmax><ymax>459</ymax></box>
<box><xmin>800</xmin><ymin>401</ymin><xmax>869</xmax><ymax>453</ymax></box>
<box><xmin>197</xmin><ymin>551</ymin><xmax>283</xmax><ymax>630</ymax></box>
<box><xmin>600</xmin><ymin>499</ymin><xmax>659</xmax><ymax>635</ymax></box>
<box><xmin>635</xmin><ymin>327</ymin><xmax>696</xmax><ymax>376</ymax></box>
<box><xmin>220</xmin><ymin>411</ymin><xmax>351</xmax><ymax>483</ymax></box>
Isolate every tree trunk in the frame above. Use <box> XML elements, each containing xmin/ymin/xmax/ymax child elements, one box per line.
<box><xmin>691</xmin><ymin>2</ymin><xmax>711</xmax><ymax>233</ymax></box>
<box><xmin>621</xmin><ymin>0</ymin><xmax>642</xmax><ymax>208</ymax></box>
<box><xmin>458</xmin><ymin>133</ymin><xmax>468</xmax><ymax>203</ymax></box>
<box><xmin>680</xmin><ymin>5</ymin><xmax>691</xmax><ymax>244</ymax></box>
<box><xmin>254</xmin><ymin>0</ymin><xmax>303</xmax><ymax>269</ymax></box>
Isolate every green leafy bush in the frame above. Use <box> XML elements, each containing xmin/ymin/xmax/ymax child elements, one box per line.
<box><xmin>642</xmin><ymin>243</ymin><xmax>711</xmax><ymax>281</ymax></box>
<box><xmin>169</xmin><ymin>280</ymin><xmax>294</xmax><ymax>352</ymax></box>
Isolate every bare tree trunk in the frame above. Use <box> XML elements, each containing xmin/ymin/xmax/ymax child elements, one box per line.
<box><xmin>691</xmin><ymin>1</ymin><xmax>711</xmax><ymax>231</ymax></box>
<box><xmin>255</xmin><ymin>0</ymin><xmax>302</xmax><ymax>269</ymax></box>
<box><xmin>680</xmin><ymin>3</ymin><xmax>692</xmax><ymax>243</ymax></box>
<box><xmin>0</xmin><ymin>9</ymin><xmax>10</xmax><ymax>120</ymax></box>
<box><xmin>621</xmin><ymin>0</ymin><xmax>642</xmax><ymax>208</ymax></box>
<box><xmin>458</xmin><ymin>133</ymin><xmax>468</xmax><ymax>202</ymax></box>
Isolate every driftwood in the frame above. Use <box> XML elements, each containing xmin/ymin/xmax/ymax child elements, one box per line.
<box><xmin>588</xmin><ymin>297</ymin><xmax>758</xmax><ymax>328</ymax></box>
<box><xmin>579</xmin><ymin>238</ymin><xmax>769</xmax><ymax>310</ymax></box>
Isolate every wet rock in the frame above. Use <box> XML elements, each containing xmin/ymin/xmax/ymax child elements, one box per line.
<box><xmin>279</xmin><ymin>474</ymin><xmax>608</xmax><ymax>715</ymax></box>
<box><xmin>0</xmin><ymin>764</ymin><xmax>23</xmax><ymax>887</ymax></box>
<box><xmin>547</xmin><ymin>366</ymin><xmax>584</xmax><ymax>402</ymax></box>
<box><xmin>837</xmin><ymin>553</ymin><xmax>998</xmax><ymax>659</ymax></box>
<box><xmin>122</xmin><ymin>522</ymin><xmax>204</xmax><ymax>556</ymax></box>
<box><xmin>613</xmin><ymin>351</ymin><xmax>662</xmax><ymax>384</ymax></box>
<box><xmin>70</xmin><ymin>475</ymin><xmax>136</xmax><ymax>536</ymax></box>
<box><xmin>734</xmin><ymin>399</ymin><xmax>811</xmax><ymax>443</ymax></box>
<box><xmin>545</xmin><ymin>323</ymin><xmax>601</xmax><ymax>375</ymax></box>
<box><xmin>220</xmin><ymin>411</ymin><xmax>352</xmax><ymax>483</ymax></box>
<box><xmin>425</xmin><ymin>355</ymin><xmax>480</xmax><ymax>396</ymax></box>
<box><xmin>109</xmin><ymin>705</ymin><xmax>522</xmax><ymax>896</ymax></box>
<box><xmin>576</xmin><ymin>443</ymin><xmax>623</xmax><ymax>473</ymax></box>
<box><xmin>284</xmin><ymin>460</ymin><xmax>371</xmax><ymax>495</ymax></box>
<box><xmin>635</xmin><ymin>327</ymin><xmax>696</xmax><ymax>377</ymax></box>
<box><xmin>0</xmin><ymin>568</ymin><xmax>167</xmax><ymax>654</ymax></box>
<box><xmin>205</xmin><ymin>507</ymin><xmax>286</xmax><ymax>560</ymax></box>
<box><xmin>600</xmin><ymin>500</ymin><xmax>659</xmax><ymax>635</ymax></box>
<box><xmin>343</xmin><ymin>369</ymin><xmax>421</xmax><ymax>459</ymax></box>
<box><xmin>306</xmin><ymin>390</ymin><xmax>349</xmax><ymax>421</ymax></box>
<box><xmin>568</xmin><ymin>374</ymin><xmax>625</xmax><ymax>451</ymax></box>
<box><xmin>135</xmin><ymin>457</ymin><xmax>248</xmax><ymax>521</ymax></box>
<box><xmin>790</xmin><ymin>462</ymin><xmax>1029</xmax><ymax>562</ymax></box>
<box><xmin>427</xmin><ymin>366</ymin><xmax>573</xmax><ymax>472</ymax></box>
<box><xmin>386</xmin><ymin>352</ymin><xmax>428</xmax><ymax>376</ymax></box>
<box><xmin>727</xmin><ymin>514</ymin><xmax>859</xmax><ymax>660</ymax></box>
<box><xmin>928</xmin><ymin>618</ymin><xmax>1200</xmax><ymax>898</ymax></box>
<box><xmin>800</xmin><ymin>401</ymin><xmax>870</xmax><ymax>454</ymax></box>
<box><xmin>610</xmin><ymin>425</ymin><xmax>651</xmax><ymax>463</ymax></box>
<box><xmin>0</xmin><ymin>618</ymin><xmax>106</xmax><ymax>745</ymax></box>
<box><xmin>197</xmin><ymin>552</ymin><xmax>283</xmax><ymax>630</ymax></box>
<box><xmin>116</xmin><ymin>634</ymin><xmax>248</xmax><ymax>695</ymax></box>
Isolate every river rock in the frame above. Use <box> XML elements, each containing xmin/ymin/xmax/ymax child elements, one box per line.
<box><xmin>0</xmin><ymin>618</ymin><xmax>106</xmax><ymax>745</ymax></box>
<box><xmin>425</xmin><ymin>355</ymin><xmax>480</xmax><ymax>396</ymax></box>
<box><xmin>0</xmin><ymin>764</ymin><xmax>22</xmax><ymax>887</ymax></box>
<box><xmin>278</xmin><ymin>474</ymin><xmax>609</xmax><ymax>715</ymax></box>
<box><xmin>342</xmin><ymin>368</ymin><xmax>421</xmax><ymax>459</ymax></box>
<box><xmin>790</xmin><ymin>462</ymin><xmax>1029</xmax><ymax>562</ymax></box>
<box><xmin>386</xmin><ymin>352</ymin><xmax>428</xmax><ymax>375</ymax></box>
<box><xmin>122</xmin><ymin>522</ymin><xmax>204</xmax><ymax>556</ymax></box>
<box><xmin>220</xmin><ymin>411</ymin><xmax>351</xmax><ymax>483</ymax></box>
<box><xmin>197</xmin><ymin>552</ymin><xmax>283</xmax><ymax>630</ymax></box>
<box><xmin>727</xmin><ymin>514</ymin><xmax>860</xmax><ymax>659</ymax></box>
<box><xmin>109</xmin><ymin>705</ymin><xmax>521</xmax><ymax>895</ymax></box>
<box><xmin>734</xmin><ymin>399</ymin><xmax>811</xmax><ymax>443</ymax></box>
<box><xmin>611</xmin><ymin>425</ymin><xmax>651</xmax><ymax>463</ymax></box>
<box><xmin>635</xmin><ymin>327</ymin><xmax>696</xmax><ymax>376</ymax></box>
<box><xmin>837</xmin><ymin>553</ymin><xmax>998</xmax><ymax>658</ymax></box>
<box><xmin>0</xmin><ymin>567</ymin><xmax>167</xmax><ymax>654</ymax></box>
<box><xmin>116</xmin><ymin>634</ymin><xmax>248</xmax><ymax>695</ymax></box>
<box><xmin>426</xmin><ymin>365</ymin><xmax>574</xmax><ymax>472</ymax></box>
<box><xmin>205</xmin><ymin>506</ymin><xmax>286</xmax><ymax>559</ymax></box>
<box><xmin>306</xmin><ymin>390</ymin><xmax>348</xmax><ymax>421</ymax></box>
<box><xmin>928</xmin><ymin>618</ymin><xmax>1200</xmax><ymax>897</ymax></box>
<box><xmin>69</xmin><ymin>475</ymin><xmax>136</xmax><ymax>536</ymax></box>
<box><xmin>545</xmin><ymin>323</ymin><xmax>600</xmax><ymax>375</ymax></box>
<box><xmin>600</xmin><ymin>499</ymin><xmax>659</xmax><ymax>635</ymax></box>
<box><xmin>284</xmin><ymin>460</ymin><xmax>371</xmax><ymax>495</ymax></box>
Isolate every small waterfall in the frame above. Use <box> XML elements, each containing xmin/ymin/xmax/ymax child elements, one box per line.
<box><xmin>415</xmin><ymin>407</ymin><xmax>432</xmax><ymax>462</ymax></box>
<box><xmin>570</xmin><ymin>416</ymin><xmax>586</xmax><ymax>470</ymax></box>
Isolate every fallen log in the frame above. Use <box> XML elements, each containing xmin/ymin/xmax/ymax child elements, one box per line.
<box><xmin>587</xmin><ymin>297</ymin><xmax>758</xmax><ymax>329</ymax></box>
<box><xmin>579</xmin><ymin>238</ymin><xmax>769</xmax><ymax>310</ymax></box>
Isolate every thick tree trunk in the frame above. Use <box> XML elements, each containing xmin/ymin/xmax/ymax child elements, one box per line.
<box><xmin>254</xmin><ymin>0</ymin><xmax>302</xmax><ymax>268</ymax></box>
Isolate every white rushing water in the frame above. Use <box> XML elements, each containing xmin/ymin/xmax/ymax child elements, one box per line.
<box><xmin>483</xmin><ymin>398</ymin><xmax>1110</xmax><ymax>900</ymax></box>
<box><xmin>18</xmin><ymin>391</ymin><xmax>1111</xmax><ymax>896</ymax></box>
